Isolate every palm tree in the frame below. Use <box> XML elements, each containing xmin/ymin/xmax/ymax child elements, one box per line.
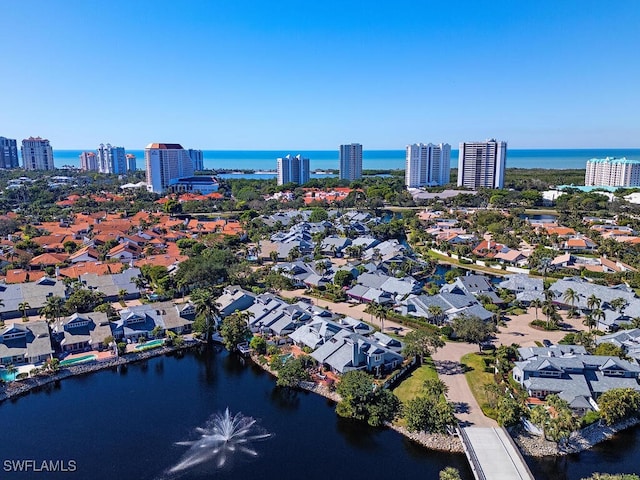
<box><xmin>0</xmin><ymin>298</ymin><xmax>4</xmax><ymax>326</ymax></box>
<box><xmin>376</xmin><ymin>305</ymin><xmax>390</xmax><ymax>333</ymax></box>
<box><xmin>118</xmin><ymin>289</ymin><xmax>128</xmax><ymax>304</ymax></box>
<box><xmin>133</xmin><ymin>276</ymin><xmax>147</xmax><ymax>295</ymax></box>
<box><xmin>191</xmin><ymin>288</ymin><xmax>222</xmax><ymax>343</ymax></box>
<box><xmin>269</xmin><ymin>250</ymin><xmax>279</xmax><ymax>264</ymax></box>
<box><xmin>364</xmin><ymin>301</ymin><xmax>380</xmax><ymax>324</ymax></box>
<box><xmin>228</xmin><ymin>309</ymin><xmax>255</xmax><ymax>329</ymax></box>
<box><xmin>587</xmin><ymin>294</ymin><xmax>601</xmax><ymax>311</ymax></box>
<box><xmin>591</xmin><ymin>308</ymin><xmax>605</xmax><ymax>331</ymax></box>
<box><xmin>610</xmin><ymin>297</ymin><xmax>628</xmax><ymax>314</ymax></box>
<box><xmin>427</xmin><ymin>305</ymin><xmax>444</xmax><ymax>326</ymax></box>
<box><xmin>40</xmin><ymin>296</ymin><xmax>66</xmax><ymax>330</ymax></box>
<box><xmin>582</xmin><ymin>313</ymin><xmax>596</xmax><ymax>331</ymax></box>
<box><xmin>530</xmin><ymin>298</ymin><xmax>542</xmax><ymax>320</ymax></box>
<box><xmin>542</xmin><ymin>300</ymin><xmax>556</xmax><ymax>329</ymax></box>
<box><xmin>18</xmin><ymin>302</ymin><xmax>31</xmax><ymax>322</ymax></box>
<box><xmin>562</xmin><ymin>288</ymin><xmax>578</xmax><ymax>314</ymax></box>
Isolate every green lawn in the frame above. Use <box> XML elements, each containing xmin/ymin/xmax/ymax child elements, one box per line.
<box><xmin>460</xmin><ymin>352</ymin><xmax>498</xmax><ymax>419</ymax></box>
<box><xmin>393</xmin><ymin>358</ymin><xmax>439</xmax><ymax>404</ymax></box>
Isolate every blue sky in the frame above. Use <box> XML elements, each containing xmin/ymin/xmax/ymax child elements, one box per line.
<box><xmin>1</xmin><ymin>0</ymin><xmax>639</xmax><ymax>149</ymax></box>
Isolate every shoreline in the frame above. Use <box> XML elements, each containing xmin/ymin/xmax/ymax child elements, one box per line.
<box><xmin>249</xmin><ymin>353</ymin><xmax>464</xmax><ymax>454</ymax></box>
<box><xmin>3</xmin><ymin>345</ymin><xmax>637</xmax><ymax>460</ymax></box>
<box><xmin>0</xmin><ymin>341</ymin><xmax>201</xmax><ymax>404</ymax></box>
<box><xmin>512</xmin><ymin>417</ymin><xmax>640</xmax><ymax>458</ymax></box>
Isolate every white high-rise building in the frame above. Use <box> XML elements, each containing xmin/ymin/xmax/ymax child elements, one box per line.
<box><xmin>97</xmin><ymin>144</ymin><xmax>127</xmax><ymax>174</ymax></box>
<box><xmin>457</xmin><ymin>139</ymin><xmax>507</xmax><ymax>189</ymax></box>
<box><xmin>585</xmin><ymin>157</ymin><xmax>640</xmax><ymax>187</ymax></box>
<box><xmin>79</xmin><ymin>152</ymin><xmax>98</xmax><ymax>171</ymax></box>
<box><xmin>0</xmin><ymin>137</ymin><xmax>19</xmax><ymax>169</ymax></box>
<box><xmin>21</xmin><ymin>137</ymin><xmax>54</xmax><ymax>170</ymax></box>
<box><xmin>145</xmin><ymin>143</ymin><xmax>194</xmax><ymax>193</ymax></box>
<box><xmin>126</xmin><ymin>154</ymin><xmax>137</xmax><ymax>172</ymax></box>
<box><xmin>276</xmin><ymin>154</ymin><xmax>310</xmax><ymax>186</ymax></box>
<box><xmin>188</xmin><ymin>149</ymin><xmax>204</xmax><ymax>171</ymax></box>
<box><xmin>339</xmin><ymin>143</ymin><xmax>362</xmax><ymax>181</ymax></box>
<box><xmin>405</xmin><ymin>143</ymin><xmax>451</xmax><ymax>188</ymax></box>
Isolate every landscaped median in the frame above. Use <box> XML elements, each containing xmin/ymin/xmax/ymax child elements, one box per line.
<box><xmin>460</xmin><ymin>352</ymin><xmax>498</xmax><ymax>420</ymax></box>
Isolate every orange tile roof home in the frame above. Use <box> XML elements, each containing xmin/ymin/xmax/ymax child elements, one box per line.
<box><xmin>58</xmin><ymin>262</ymin><xmax>125</xmax><ymax>279</ymax></box>
<box><xmin>68</xmin><ymin>246</ymin><xmax>100</xmax><ymax>263</ymax></box>
<box><xmin>544</xmin><ymin>226</ymin><xmax>576</xmax><ymax>236</ymax></box>
<box><xmin>5</xmin><ymin>269</ymin><xmax>46</xmax><ymax>283</ymax></box>
<box><xmin>135</xmin><ymin>254</ymin><xmax>188</xmax><ymax>268</ymax></box>
<box><xmin>29</xmin><ymin>252</ymin><xmax>69</xmax><ymax>268</ymax></box>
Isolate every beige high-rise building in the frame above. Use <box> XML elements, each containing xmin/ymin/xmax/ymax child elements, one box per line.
<box><xmin>145</xmin><ymin>143</ymin><xmax>194</xmax><ymax>193</ymax></box>
<box><xmin>21</xmin><ymin>136</ymin><xmax>55</xmax><ymax>170</ymax></box>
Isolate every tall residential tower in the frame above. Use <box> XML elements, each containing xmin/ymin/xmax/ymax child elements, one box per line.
<box><xmin>21</xmin><ymin>137</ymin><xmax>54</xmax><ymax>170</ymax></box>
<box><xmin>405</xmin><ymin>143</ymin><xmax>451</xmax><ymax>188</ymax></box>
<box><xmin>457</xmin><ymin>139</ymin><xmax>507</xmax><ymax>189</ymax></box>
<box><xmin>97</xmin><ymin>144</ymin><xmax>127</xmax><ymax>174</ymax></box>
<box><xmin>585</xmin><ymin>157</ymin><xmax>640</xmax><ymax>187</ymax></box>
<box><xmin>339</xmin><ymin>143</ymin><xmax>362</xmax><ymax>181</ymax></box>
<box><xmin>0</xmin><ymin>137</ymin><xmax>19</xmax><ymax>169</ymax></box>
<box><xmin>276</xmin><ymin>154</ymin><xmax>310</xmax><ymax>185</ymax></box>
<box><xmin>145</xmin><ymin>143</ymin><xmax>194</xmax><ymax>193</ymax></box>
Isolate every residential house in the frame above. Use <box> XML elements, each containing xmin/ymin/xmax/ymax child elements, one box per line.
<box><xmin>55</xmin><ymin>312</ymin><xmax>111</xmax><ymax>352</ymax></box>
<box><xmin>512</xmin><ymin>346</ymin><xmax>640</xmax><ymax>413</ymax></box>
<box><xmin>0</xmin><ymin>321</ymin><xmax>54</xmax><ymax>365</ymax></box>
<box><xmin>498</xmin><ymin>274</ymin><xmax>545</xmax><ymax>303</ymax></box>
<box><xmin>311</xmin><ymin>330</ymin><xmax>403</xmax><ymax>375</ymax></box>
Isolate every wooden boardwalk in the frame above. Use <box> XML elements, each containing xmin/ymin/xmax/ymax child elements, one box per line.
<box><xmin>459</xmin><ymin>427</ymin><xmax>534</xmax><ymax>480</ymax></box>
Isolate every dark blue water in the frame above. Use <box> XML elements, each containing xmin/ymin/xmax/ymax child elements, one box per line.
<box><xmin>51</xmin><ymin>149</ymin><xmax>640</xmax><ymax>172</ymax></box>
<box><xmin>0</xmin><ymin>349</ymin><xmax>472</xmax><ymax>480</ymax></box>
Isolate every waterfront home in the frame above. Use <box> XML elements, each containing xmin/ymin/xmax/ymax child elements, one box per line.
<box><xmin>289</xmin><ymin>319</ymin><xmax>349</xmax><ymax>350</ymax></box>
<box><xmin>217</xmin><ymin>286</ymin><xmax>256</xmax><ymax>318</ymax></box>
<box><xmin>311</xmin><ymin>330</ymin><xmax>403</xmax><ymax>375</ymax></box>
<box><xmin>110</xmin><ymin>302</ymin><xmax>196</xmax><ymax>341</ymax></box>
<box><xmin>0</xmin><ymin>321</ymin><xmax>54</xmax><ymax>365</ymax></box>
<box><xmin>596</xmin><ymin>329</ymin><xmax>640</xmax><ymax>362</ymax></box>
<box><xmin>513</xmin><ymin>346</ymin><xmax>640</xmax><ymax>413</ymax></box>
<box><xmin>55</xmin><ymin>312</ymin><xmax>111</xmax><ymax>352</ymax></box>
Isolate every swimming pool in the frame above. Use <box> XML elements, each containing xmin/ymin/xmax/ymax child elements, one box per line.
<box><xmin>0</xmin><ymin>369</ymin><xmax>16</xmax><ymax>382</ymax></box>
<box><xmin>134</xmin><ymin>339</ymin><xmax>165</xmax><ymax>350</ymax></box>
<box><xmin>59</xmin><ymin>354</ymin><xmax>97</xmax><ymax>367</ymax></box>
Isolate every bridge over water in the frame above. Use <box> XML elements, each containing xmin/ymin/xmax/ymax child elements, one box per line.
<box><xmin>459</xmin><ymin>427</ymin><xmax>535</xmax><ymax>480</ymax></box>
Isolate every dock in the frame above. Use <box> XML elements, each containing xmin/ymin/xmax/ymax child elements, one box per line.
<box><xmin>459</xmin><ymin>427</ymin><xmax>534</xmax><ymax>480</ymax></box>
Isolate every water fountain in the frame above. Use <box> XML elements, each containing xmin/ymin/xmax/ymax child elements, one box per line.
<box><xmin>168</xmin><ymin>408</ymin><xmax>272</xmax><ymax>474</ymax></box>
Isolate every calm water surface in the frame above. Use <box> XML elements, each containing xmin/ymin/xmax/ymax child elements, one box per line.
<box><xmin>1</xmin><ymin>349</ymin><xmax>638</xmax><ymax>479</ymax></box>
<box><xmin>0</xmin><ymin>349</ymin><xmax>471</xmax><ymax>480</ymax></box>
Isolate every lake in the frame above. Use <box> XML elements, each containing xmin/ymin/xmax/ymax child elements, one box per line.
<box><xmin>0</xmin><ymin>349</ymin><xmax>471</xmax><ymax>480</ymax></box>
<box><xmin>0</xmin><ymin>349</ymin><xmax>638</xmax><ymax>480</ymax></box>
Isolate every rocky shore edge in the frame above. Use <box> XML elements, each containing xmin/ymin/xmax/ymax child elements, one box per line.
<box><xmin>512</xmin><ymin>416</ymin><xmax>640</xmax><ymax>457</ymax></box>
<box><xmin>0</xmin><ymin>341</ymin><xmax>200</xmax><ymax>404</ymax></box>
<box><xmin>250</xmin><ymin>354</ymin><xmax>464</xmax><ymax>453</ymax></box>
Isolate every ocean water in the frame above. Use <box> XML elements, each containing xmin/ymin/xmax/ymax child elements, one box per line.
<box><xmin>50</xmin><ymin>149</ymin><xmax>640</xmax><ymax>172</ymax></box>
